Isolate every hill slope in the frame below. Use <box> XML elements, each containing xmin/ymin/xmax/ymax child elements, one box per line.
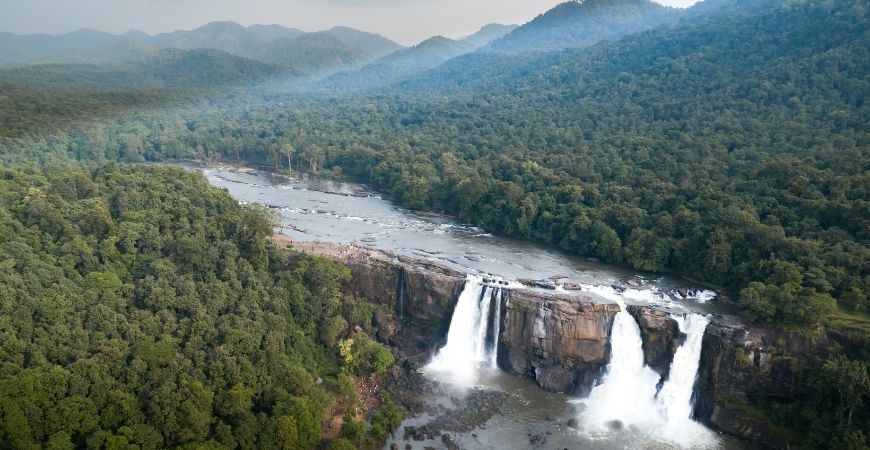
<box><xmin>0</xmin><ymin>22</ymin><xmax>402</xmax><ymax>77</ymax></box>
<box><xmin>0</xmin><ymin>48</ymin><xmax>280</xmax><ymax>136</ymax></box>
<box><xmin>322</xmin><ymin>26</ymin><xmax>404</xmax><ymax>59</ymax></box>
<box><xmin>461</xmin><ymin>23</ymin><xmax>518</xmax><ymax>48</ymax></box>
<box><xmin>484</xmin><ymin>0</ymin><xmax>678</xmax><ymax>54</ymax></box>
<box><xmin>260</xmin><ymin>0</ymin><xmax>869</xmax><ymax>333</ymax></box>
<box><xmin>322</xmin><ymin>36</ymin><xmax>474</xmax><ymax>90</ymax></box>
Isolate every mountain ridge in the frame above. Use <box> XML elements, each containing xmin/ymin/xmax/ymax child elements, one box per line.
<box><xmin>484</xmin><ymin>0</ymin><xmax>679</xmax><ymax>54</ymax></box>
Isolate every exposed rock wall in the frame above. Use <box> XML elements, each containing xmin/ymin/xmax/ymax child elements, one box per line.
<box><xmin>498</xmin><ymin>289</ymin><xmax>619</xmax><ymax>394</ymax></box>
<box><xmin>693</xmin><ymin>314</ymin><xmax>832</xmax><ymax>448</ymax></box>
<box><xmin>308</xmin><ymin>244</ymin><xmax>835</xmax><ymax>448</ymax></box>
<box><xmin>340</xmin><ymin>253</ymin><xmax>465</xmax><ymax>361</ymax></box>
<box><xmin>626</xmin><ymin>305</ymin><xmax>682</xmax><ymax>376</ymax></box>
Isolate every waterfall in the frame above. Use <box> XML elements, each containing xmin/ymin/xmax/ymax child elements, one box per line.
<box><xmin>655</xmin><ymin>313</ymin><xmax>714</xmax><ymax>446</ymax></box>
<box><xmin>473</xmin><ymin>285</ymin><xmax>494</xmax><ymax>366</ymax></box>
<box><xmin>425</xmin><ymin>276</ymin><xmax>504</xmax><ymax>387</ymax></box>
<box><xmin>580</xmin><ymin>299</ymin><xmax>661</xmax><ymax>427</ymax></box>
<box><xmin>489</xmin><ymin>288</ymin><xmax>503</xmax><ymax>369</ymax></box>
<box><xmin>396</xmin><ymin>267</ymin><xmax>406</xmax><ymax>321</ymax></box>
<box><xmin>576</xmin><ymin>293</ymin><xmax>717</xmax><ymax>447</ymax></box>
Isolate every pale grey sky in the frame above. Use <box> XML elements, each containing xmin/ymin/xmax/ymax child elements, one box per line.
<box><xmin>0</xmin><ymin>0</ymin><xmax>700</xmax><ymax>45</ymax></box>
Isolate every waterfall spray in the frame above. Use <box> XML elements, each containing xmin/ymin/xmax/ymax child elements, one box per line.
<box><xmin>575</xmin><ymin>286</ymin><xmax>718</xmax><ymax>447</ymax></box>
<box><xmin>580</xmin><ymin>298</ymin><xmax>661</xmax><ymax>427</ymax></box>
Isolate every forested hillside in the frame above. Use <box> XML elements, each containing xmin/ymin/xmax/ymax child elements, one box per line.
<box><xmin>460</xmin><ymin>24</ymin><xmax>518</xmax><ymax>48</ymax></box>
<box><xmin>187</xmin><ymin>0</ymin><xmax>868</xmax><ymax>326</ymax></box>
<box><xmin>322</xmin><ymin>36</ymin><xmax>475</xmax><ymax>91</ymax></box>
<box><xmin>0</xmin><ymin>49</ymin><xmax>279</xmax><ymax>138</ymax></box>
<box><xmin>484</xmin><ymin>0</ymin><xmax>677</xmax><ymax>53</ymax></box>
<box><xmin>0</xmin><ymin>165</ymin><xmax>399</xmax><ymax>449</ymax></box>
<box><xmin>0</xmin><ymin>0</ymin><xmax>866</xmax><ymax>447</ymax></box>
<box><xmin>0</xmin><ymin>22</ymin><xmax>402</xmax><ymax>76</ymax></box>
<box><xmin>1</xmin><ymin>0</ymin><xmax>866</xmax><ymax>328</ymax></box>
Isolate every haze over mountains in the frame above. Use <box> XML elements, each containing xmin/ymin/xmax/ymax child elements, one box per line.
<box><xmin>0</xmin><ymin>22</ymin><xmax>402</xmax><ymax>76</ymax></box>
<box><xmin>0</xmin><ymin>1</ymin><xmax>866</xmax><ymax>449</ymax></box>
<box><xmin>483</xmin><ymin>0</ymin><xmax>678</xmax><ymax>53</ymax></box>
<box><xmin>0</xmin><ymin>0</ymin><xmax>698</xmax><ymax>81</ymax></box>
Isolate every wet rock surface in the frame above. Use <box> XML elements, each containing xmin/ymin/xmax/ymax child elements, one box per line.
<box><xmin>694</xmin><ymin>314</ymin><xmax>835</xmax><ymax>449</ymax></box>
<box><xmin>403</xmin><ymin>390</ymin><xmax>509</xmax><ymax>441</ymax></box>
<box><xmin>499</xmin><ymin>289</ymin><xmax>619</xmax><ymax>394</ymax></box>
<box><xmin>382</xmin><ymin>359</ymin><xmax>511</xmax><ymax>447</ymax></box>
<box><xmin>627</xmin><ymin>305</ymin><xmax>682</xmax><ymax>376</ymax></box>
<box><xmin>299</xmin><ymin>242</ymin><xmax>806</xmax><ymax>449</ymax></box>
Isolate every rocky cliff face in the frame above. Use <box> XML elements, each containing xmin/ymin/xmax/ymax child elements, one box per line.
<box><xmin>626</xmin><ymin>305</ymin><xmax>682</xmax><ymax>376</ymax></box>
<box><xmin>339</xmin><ymin>248</ymin><xmax>692</xmax><ymax>396</ymax></box>
<box><xmin>309</xmin><ymin>244</ymin><xmax>830</xmax><ymax>449</ymax></box>
<box><xmin>340</xmin><ymin>253</ymin><xmax>465</xmax><ymax>361</ymax></box>
<box><xmin>328</xmin><ymin>245</ymin><xmax>623</xmax><ymax>393</ymax></box>
<box><xmin>498</xmin><ymin>289</ymin><xmax>618</xmax><ymax>393</ymax></box>
<box><xmin>693</xmin><ymin>314</ymin><xmax>833</xmax><ymax>448</ymax></box>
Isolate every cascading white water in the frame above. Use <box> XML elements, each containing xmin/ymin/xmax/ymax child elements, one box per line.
<box><xmin>580</xmin><ymin>298</ymin><xmax>662</xmax><ymax>427</ymax></box>
<box><xmin>473</xmin><ymin>285</ymin><xmax>495</xmax><ymax>366</ymax></box>
<box><xmin>654</xmin><ymin>313</ymin><xmax>716</xmax><ymax>446</ymax></box>
<box><xmin>489</xmin><ymin>288</ymin><xmax>502</xmax><ymax>369</ymax></box>
<box><xmin>576</xmin><ymin>287</ymin><xmax>717</xmax><ymax>448</ymax></box>
<box><xmin>425</xmin><ymin>276</ymin><xmax>499</xmax><ymax>387</ymax></box>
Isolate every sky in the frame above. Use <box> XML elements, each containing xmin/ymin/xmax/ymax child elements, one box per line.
<box><xmin>0</xmin><ymin>0</ymin><xmax>700</xmax><ymax>46</ymax></box>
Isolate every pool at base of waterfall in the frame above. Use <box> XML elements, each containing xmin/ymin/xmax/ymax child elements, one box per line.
<box><xmin>384</xmin><ymin>368</ymin><xmax>749</xmax><ymax>450</ymax></box>
<box><xmin>393</xmin><ymin>277</ymin><xmax>749</xmax><ymax>450</ymax></box>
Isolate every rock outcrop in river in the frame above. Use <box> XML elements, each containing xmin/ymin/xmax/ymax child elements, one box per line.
<box><xmin>626</xmin><ymin>305</ymin><xmax>682</xmax><ymax>376</ymax></box>
<box><xmin>499</xmin><ymin>289</ymin><xmax>618</xmax><ymax>393</ymax></box>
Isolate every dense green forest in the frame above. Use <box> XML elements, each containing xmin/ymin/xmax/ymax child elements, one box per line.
<box><xmin>16</xmin><ymin>0</ymin><xmax>863</xmax><ymax>324</ymax></box>
<box><xmin>0</xmin><ymin>165</ymin><xmax>399</xmax><ymax>449</ymax></box>
<box><xmin>0</xmin><ymin>0</ymin><xmax>866</xmax><ymax>447</ymax></box>
<box><xmin>1</xmin><ymin>0</ymin><xmax>867</xmax><ymax>327</ymax></box>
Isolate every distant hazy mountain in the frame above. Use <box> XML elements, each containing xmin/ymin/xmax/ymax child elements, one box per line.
<box><xmin>246</xmin><ymin>24</ymin><xmax>305</xmax><ymax>42</ymax></box>
<box><xmin>485</xmin><ymin>0</ymin><xmax>678</xmax><ymax>54</ymax></box>
<box><xmin>461</xmin><ymin>23</ymin><xmax>518</xmax><ymax>48</ymax></box>
<box><xmin>323</xmin><ymin>35</ymin><xmax>474</xmax><ymax>91</ymax></box>
<box><xmin>0</xmin><ymin>47</ymin><xmax>280</xmax><ymax>92</ymax></box>
<box><xmin>377</xmin><ymin>36</ymin><xmax>474</xmax><ymax>71</ymax></box>
<box><xmin>122</xmin><ymin>30</ymin><xmax>152</xmax><ymax>41</ymax></box>
<box><xmin>150</xmin><ymin>21</ymin><xmax>267</xmax><ymax>57</ymax></box>
<box><xmin>0</xmin><ymin>22</ymin><xmax>402</xmax><ymax>77</ymax></box>
<box><xmin>140</xmin><ymin>48</ymin><xmax>282</xmax><ymax>86</ymax></box>
<box><xmin>255</xmin><ymin>32</ymin><xmax>370</xmax><ymax>76</ymax></box>
<box><xmin>322</xmin><ymin>26</ymin><xmax>403</xmax><ymax>59</ymax></box>
<box><xmin>0</xmin><ymin>29</ymin><xmax>147</xmax><ymax>65</ymax></box>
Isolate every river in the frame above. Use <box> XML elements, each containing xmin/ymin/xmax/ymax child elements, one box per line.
<box><xmin>189</xmin><ymin>164</ymin><xmax>748</xmax><ymax>450</ymax></box>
